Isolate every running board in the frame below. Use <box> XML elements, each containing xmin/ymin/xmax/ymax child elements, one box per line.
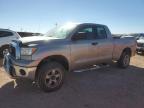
<box><xmin>74</xmin><ymin>64</ymin><xmax>110</xmax><ymax>73</ymax></box>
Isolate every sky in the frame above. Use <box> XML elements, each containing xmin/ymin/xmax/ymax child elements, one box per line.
<box><xmin>0</xmin><ymin>0</ymin><xmax>144</xmax><ymax>34</ymax></box>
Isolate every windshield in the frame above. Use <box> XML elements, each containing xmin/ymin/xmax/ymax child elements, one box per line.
<box><xmin>44</xmin><ymin>23</ymin><xmax>78</xmax><ymax>39</ymax></box>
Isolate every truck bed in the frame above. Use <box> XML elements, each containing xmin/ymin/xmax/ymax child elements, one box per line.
<box><xmin>112</xmin><ymin>36</ymin><xmax>136</xmax><ymax>60</ymax></box>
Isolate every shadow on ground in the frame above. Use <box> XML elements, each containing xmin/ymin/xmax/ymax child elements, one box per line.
<box><xmin>0</xmin><ymin>64</ymin><xmax>144</xmax><ymax>108</ymax></box>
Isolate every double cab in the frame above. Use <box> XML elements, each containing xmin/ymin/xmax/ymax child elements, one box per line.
<box><xmin>4</xmin><ymin>23</ymin><xmax>136</xmax><ymax>92</ymax></box>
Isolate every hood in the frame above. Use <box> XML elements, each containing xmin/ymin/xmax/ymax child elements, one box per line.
<box><xmin>20</xmin><ymin>36</ymin><xmax>59</xmax><ymax>46</ymax></box>
<box><xmin>137</xmin><ymin>39</ymin><xmax>144</xmax><ymax>43</ymax></box>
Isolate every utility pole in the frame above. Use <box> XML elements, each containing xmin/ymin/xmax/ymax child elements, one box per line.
<box><xmin>55</xmin><ymin>23</ymin><xmax>58</xmax><ymax>28</ymax></box>
<box><xmin>20</xmin><ymin>28</ymin><xmax>23</xmax><ymax>32</ymax></box>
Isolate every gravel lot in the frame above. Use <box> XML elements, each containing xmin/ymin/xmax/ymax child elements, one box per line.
<box><xmin>0</xmin><ymin>55</ymin><xmax>144</xmax><ymax>108</ymax></box>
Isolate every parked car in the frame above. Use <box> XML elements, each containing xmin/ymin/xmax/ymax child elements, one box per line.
<box><xmin>0</xmin><ymin>29</ymin><xmax>21</xmax><ymax>58</ymax></box>
<box><xmin>130</xmin><ymin>33</ymin><xmax>144</xmax><ymax>40</ymax></box>
<box><xmin>136</xmin><ymin>36</ymin><xmax>144</xmax><ymax>54</ymax></box>
<box><xmin>3</xmin><ymin>23</ymin><xmax>136</xmax><ymax>92</ymax></box>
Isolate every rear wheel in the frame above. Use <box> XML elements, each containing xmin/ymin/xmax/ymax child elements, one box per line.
<box><xmin>118</xmin><ymin>51</ymin><xmax>131</xmax><ymax>68</ymax></box>
<box><xmin>37</xmin><ymin>62</ymin><xmax>65</xmax><ymax>92</ymax></box>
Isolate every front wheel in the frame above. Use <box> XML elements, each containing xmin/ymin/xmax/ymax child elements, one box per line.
<box><xmin>37</xmin><ymin>62</ymin><xmax>65</xmax><ymax>92</ymax></box>
<box><xmin>118</xmin><ymin>51</ymin><xmax>131</xmax><ymax>68</ymax></box>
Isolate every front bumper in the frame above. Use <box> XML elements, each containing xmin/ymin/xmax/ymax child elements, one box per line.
<box><xmin>3</xmin><ymin>54</ymin><xmax>38</xmax><ymax>80</ymax></box>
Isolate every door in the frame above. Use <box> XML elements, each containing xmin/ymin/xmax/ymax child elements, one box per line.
<box><xmin>90</xmin><ymin>26</ymin><xmax>113</xmax><ymax>63</ymax></box>
<box><xmin>70</xmin><ymin>25</ymin><xmax>99</xmax><ymax>70</ymax></box>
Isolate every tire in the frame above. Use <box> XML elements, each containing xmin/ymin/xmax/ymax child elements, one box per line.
<box><xmin>118</xmin><ymin>51</ymin><xmax>131</xmax><ymax>68</ymax></box>
<box><xmin>0</xmin><ymin>48</ymin><xmax>3</xmax><ymax>58</ymax></box>
<box><xmin>0</xmin><ymin>46</ymin><xmax>9</xmax><ymax>58</ymax></box>
<box><xmin>37</xmin><ymin>62</ymin><xmax>65</xmax><ymax>92</ymax></box>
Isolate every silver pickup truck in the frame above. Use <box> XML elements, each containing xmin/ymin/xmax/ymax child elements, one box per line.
<box><xmin>4</xmin><ymin>23</ymin><xmax>136</xmax><ymax>92</ymax></box>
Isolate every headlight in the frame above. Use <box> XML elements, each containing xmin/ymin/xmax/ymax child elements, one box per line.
<box><xmin>21</xmin><ymin>48</ymin><xmax>37</xmax><ymax>55</ymax></box>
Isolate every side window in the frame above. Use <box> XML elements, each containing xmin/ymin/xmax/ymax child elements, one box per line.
<box><xmin>0</xmin><ymin>31</ymin><xmax>13</xmax><ymax>37</ymax></box>
<box><xmin>79</xmin><ymin>27</ymin><xmax>92</xmax><ymax>33</ymax></box>
<box><xmin>95</xmin><ymin>26</ymin><xmax>107</xmax><ymax>39</ymax></box>
<box><xmin>75</xmin><ymin>26</ymin><xmax>95</xmax><ymax>40</ymax></box>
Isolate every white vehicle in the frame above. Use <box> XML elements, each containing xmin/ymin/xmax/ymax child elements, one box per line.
<box><xmin>0</xmin><ymin>29</ymin><xmax>21</xmax><ymax>57</ymax></box>
<box><xmin>137</xmin><ymin>36</ymin><xmax>144</xmax><ymax>54</ymax></box>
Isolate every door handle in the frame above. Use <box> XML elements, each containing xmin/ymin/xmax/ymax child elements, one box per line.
<box><xmin>91</xmin><ymin>42</ymin><xmax>98</xmax><ymax>46</ymax></box>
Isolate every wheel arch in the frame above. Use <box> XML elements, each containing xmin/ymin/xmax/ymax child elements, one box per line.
<box><xmin>0</xmin><ymin>44</ymin><xmax>10</xmax><ymax>49</ymax></box>
<box><xmin>122</xmin><ymin>47</ymin><xmax>132</xmax><ymax>56</ymax></box>
<box><xmin>35</xmin><ymin>55</ymin><xmax>69</xmax><ymax>80</ymax></box>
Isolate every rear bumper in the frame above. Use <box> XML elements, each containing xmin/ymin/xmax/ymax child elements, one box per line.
<box><xmin>136</xmin><ymin>47</ymin><xmax>144</xmax><ymax>52</ymax></box>
<box><xmin>3</xmin><ymin>54</ymin><xmax>38</xmax><ymax>80</ymax></box>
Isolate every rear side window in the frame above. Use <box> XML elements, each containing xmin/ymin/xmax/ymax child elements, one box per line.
<box><xmin>0</xmin><ymin>31</ymin><xmax>13</xmax><ymax>37</ymax></box>
<box><xmin>94</xmin><ymin>26</ymin><xmax>107</xmax><ymax>39</ymax></box>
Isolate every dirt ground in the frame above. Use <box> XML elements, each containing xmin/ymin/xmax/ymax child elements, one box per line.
<box><xmin>0</xmin><ymin>54</ymin><xmax>144</xmax><ymax>108</ymax></box>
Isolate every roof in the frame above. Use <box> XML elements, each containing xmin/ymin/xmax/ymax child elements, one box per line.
<box><xmin>77</xmin><ymin>23</ymin><xmax>106</xmax><ymax>27</ymax></box>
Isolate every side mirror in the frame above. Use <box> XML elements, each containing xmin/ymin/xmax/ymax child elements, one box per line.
<box><xmin>71</xmin><ymin>32</ymin><xmax>86</xmax><ymax>41</ymax></box>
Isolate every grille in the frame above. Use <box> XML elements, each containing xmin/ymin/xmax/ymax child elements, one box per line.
<box><xmin>9</xmin><ymin>45</ymin><xmax>16</xmax><ymax>58</ymax></box>
<box><xmin>137</xmin><ymin>43</ymin><xmax>144</xmax><ymax>47</ymax></box>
